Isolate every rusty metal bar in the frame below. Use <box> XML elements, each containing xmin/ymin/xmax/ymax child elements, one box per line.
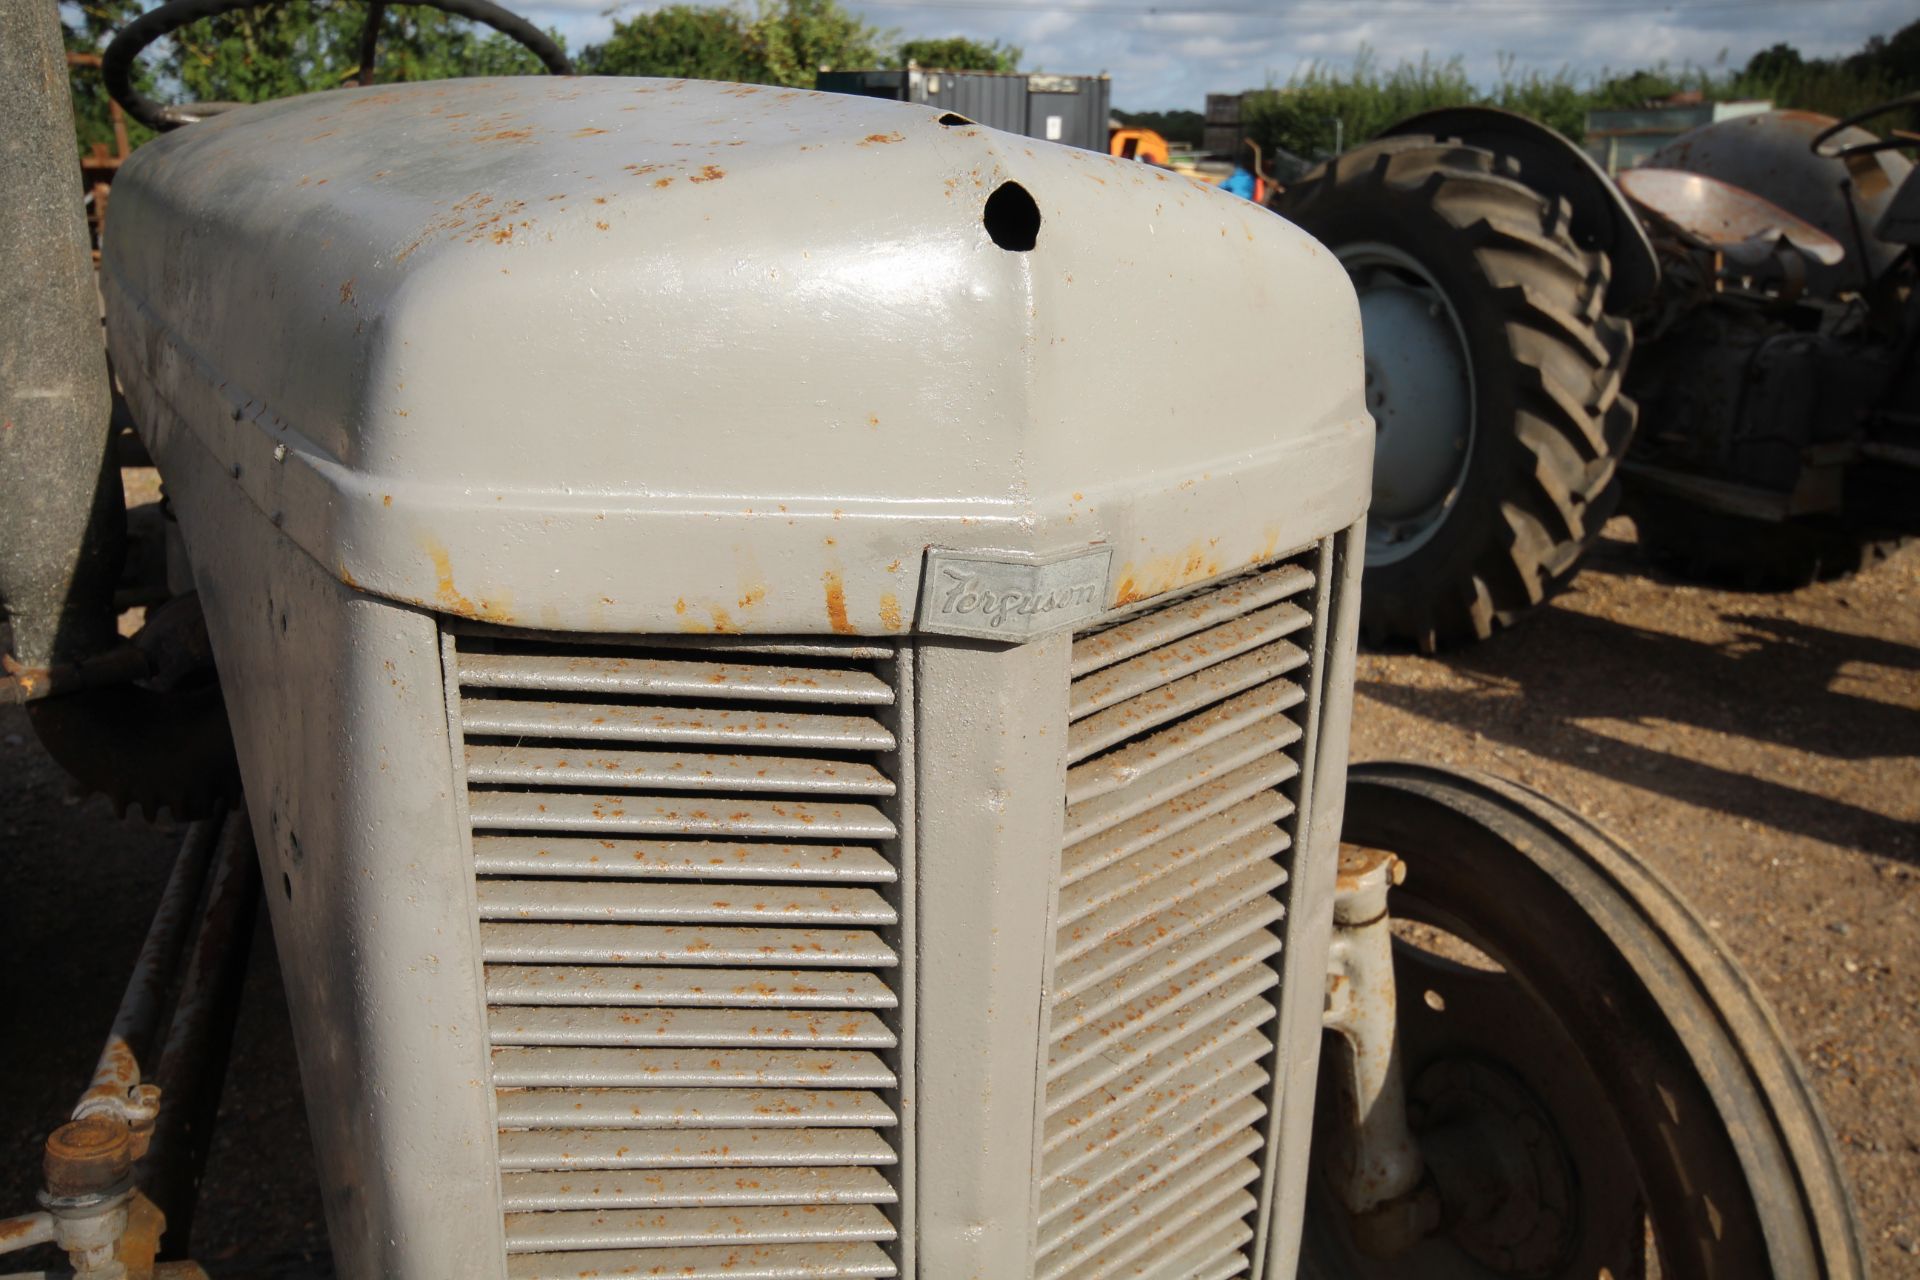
<box><xmin>1321</xmin><ymin>846</ymin><xmax>1438</xmax><ymax>1256</ymax></box>
<box><xmin>0</xmin><ymin>816</ymin><xmax>253</xmax><ymax>1278</ymax></box>
<box><xmin>73</xmin><ymin>822</ymin><xmax>221</xmax><ymax>1126</ymax></box>
<box><xmin>0</xmin><ymin>1212</ymin><xmax>57</xmax><ymax>1255</ymax></box>
<box><xmin>140</xmin><ymin>816</ymin><xmax>259</xmax><ymax>1261</ymax></box>
<box><xmin>1</xmin><ymin>648</ymin><xmax>150</xmax><ymax>707</ymax></box>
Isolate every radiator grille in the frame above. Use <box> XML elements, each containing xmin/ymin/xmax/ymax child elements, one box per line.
<box><xmin>1038</xmin><ymin>560</ymin><xmax>1316</xmax><ymax>1280</ymax></box>
<box><xmin>451</xmin><ymin>636</ymin><xmax>906</xmax><ymax>1280</ymax></box>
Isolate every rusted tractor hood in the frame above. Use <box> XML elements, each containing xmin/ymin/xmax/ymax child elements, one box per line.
<box><xmin>103</xmin><ymin>76</ymin><xmax>1370</xmax><ymax>635</ymax></box>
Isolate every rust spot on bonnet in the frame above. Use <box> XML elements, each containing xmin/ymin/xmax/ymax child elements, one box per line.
<box><xmin>477</xmin><ymin>128</ymin><xmax>533</xmax><ymax>143</ymax></box>
<box><xmin>690</xmin><ymin>165</ymin><xmax>725</xmax><ymax>184</ymax></box>
<box><xmin>655</xmin><ymin>177</ymin><xmax>674</xmax><ymax>189</ymax></box>
<box><xmin>1112</xmin><ymin>541</ymin><xmax>1226</xmax><ymax>607</ymax></box>
<box><xmin>572</xmin><ymin>126</ymin><xmax>609</xmax><ymax>137</ymax></box>
<box><xmin>878</xmin><ymin>593</ymin><xmax>904</xmax><ymax>632</ymax></box>
<box><xmin>423</xmin><ymin>538</ymin><xmax>512</xmax><ymax>623</ymax></box>
<box><xmin>862</xmin><ymin>132</ymin><xmax>905</xmax><ymax>145</ymax></box>
<box><xmin>338</xmin><ymin>279</ymin><xmax>355</xmax><ymax>306</ymax></box>
<box><xmin>822</xmin><ymin>573</ymin><xmax>854</xmax><ymax>634</ymax></box>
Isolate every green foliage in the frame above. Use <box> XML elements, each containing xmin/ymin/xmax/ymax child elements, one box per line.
<box><xmin>580</xmin><ymin>0</ymin><xmax>887</xmax><ymax>88</ymax></box>
<box><xmin>1240</xmin><ymin>51</ymin><xmax>1458</xmax><ymax>159</ymax></box>
<box><xmin>1743</xmin><ymin>42</ymin><xmax>1803</xmax><ymax>83</ymax></box>
<box><xmin>1237</xmin><ymin>21</ymin><xmax>1919</xmax><ymax>163</ymax></box>
<box><xmin>1733</xmin><ymin>25</ymin><xmax>1918</xmax><ymax>126</ymax></box>
<box><xmin>60</xmin><ymin>0</ymin><xmax>561</xmax><ymax>155</ymax></box>
<box><xmin>577</xmin><ymin>5</ymin><xmax>759</xmax><ymax>80</ymax></box>
<box><xmin>894</xmin><ymin>36</ymin><xmax>1020</xmax><ymax>72</ymax></box>
<box><xmin>748</xmin><ymin>0</ymin><xmax>885</xmax><ymax>88</ymax></box>
<box><xmin>65</xmin><ymin>0</ymin><xmax>156</xmax><ymax>154</ymax></box>
<box><xmin>162</xmin><ymin>3</ymin><xmax>554</xmax><ymax>101</ymax></box>
<box><xmin>1110</xmin><ymin>107</ymin><xmax>1202</xmax><ymax>147</ymax></box>
<box><xmin>65</xmin><ymin>0</ymin><xmax>1918</xmax><ymax>164</ymax></box>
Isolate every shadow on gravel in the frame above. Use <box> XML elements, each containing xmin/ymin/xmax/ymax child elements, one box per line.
<box><xmin>1358</xmin><ymin>548</ymin><xmax>1920</xmax><ymax>865</ymax></box>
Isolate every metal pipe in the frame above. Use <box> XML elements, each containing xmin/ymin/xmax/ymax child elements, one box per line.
<box><xmin>141</xmin><ymin>815</ymin><xmax>259</xmax><ymax>1260</ymax></box>
<box><xmin>0</xmin><ymin>1212</ymin><xmax>57</xmax><ymax>1255</ymax></box>
<box><xmin>0</xmin><ymin>0</ymin><xmax>124</xmax><ymax>672</ymax></box>
<box><xmin>1322</xmin><ymin>846</ymin><xmax>1440</xmax><ymax>1257</ymax></box>
<box><xmin>74</xmin><ymin>821</ymin><xmax>222</xmax><ymax>1126</ymax></box>
<box><xmin>1322</xmin><ymin>846</ymin><xmax>1424</xmax><ymax>1214</ymax></box>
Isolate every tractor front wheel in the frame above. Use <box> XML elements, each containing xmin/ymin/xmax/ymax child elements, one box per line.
<box><xmin>1300</xmin><ymin>763</ymin><xmax>1865</xmax><ymax>1280</ymax></box>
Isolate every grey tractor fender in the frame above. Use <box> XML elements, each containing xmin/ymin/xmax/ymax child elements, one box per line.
<box><xmin>1382</xmin><ymin>106</ymin><xmax>1661</xmax><ymax>310</ymax></box>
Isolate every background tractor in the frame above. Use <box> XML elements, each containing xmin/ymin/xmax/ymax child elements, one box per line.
<box><xmin>1273</xmin><ymin>101</ymin><xmax>1920</xmax><ymax>649</ymax></box>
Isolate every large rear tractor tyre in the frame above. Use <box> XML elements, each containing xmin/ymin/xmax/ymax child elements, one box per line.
<box><xmin>1272</xmin><ymin>139</ymin><xmax>1636</xmax><ymax>651</ymax></box>
<box><xmin>1301</xmin><ymin>762</ymin><xmax>1866</xmax><ymax>1280</ymax></box>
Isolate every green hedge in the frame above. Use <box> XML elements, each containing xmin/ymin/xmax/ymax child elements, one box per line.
<box><xmin>1238</xmin><ymin>26</ymin><xmax>1919</xmax><ymax>163</ymax></box>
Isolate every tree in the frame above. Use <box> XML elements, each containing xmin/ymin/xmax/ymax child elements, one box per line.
<box><xmin>748</xmin><ymin>0</ymin><xmax>884</xmax><ymax>88</ymax></box>
<box><xmin>1848</xmin><ymin>19</ymin><xmax>1919</xmax><ymax>89</ymax></box>
<box><xmin>65</xmin><ymin>0</ymin><xmax>155</xmax><ymax>154</ymax></box>
<box><xmin>62</xmin><ymin>0</ymin><xmax>562</xmax><ymax>154</ymax></box>
<box><xmin>895</xmin><ymin>36</ymin><xmax>1019</xmax><ymax>72</ymax></box>
<box><xmin>163</xmin><ymin>3</ymin><xmax>557</xmax><ymax>102</ymax></box>
<box><xmin>1743</xmin><ymin>42</ymin><xmax>1804</xmax><ymax>83</ymax></box>
<box><xmin>579</xmin><ymin>0</ymin><xmax>883</xmax><ymax>89</ymax></box>
<box><xmin>578</xmin><ymin>5</ymin><xmax>760</xmax><ymax>80</ymax></box>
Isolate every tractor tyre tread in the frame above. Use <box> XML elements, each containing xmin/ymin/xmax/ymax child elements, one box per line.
<box><xmin>1274</xmin><ymin>136</ymin><xmax>1637</xmax><ymax>651</ymax></box>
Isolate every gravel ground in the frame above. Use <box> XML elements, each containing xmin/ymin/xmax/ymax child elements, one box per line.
<box><xmin>1</xmin><ymin>516</ymin><xmax>1915</xmax><ymax>1276</ymax></box>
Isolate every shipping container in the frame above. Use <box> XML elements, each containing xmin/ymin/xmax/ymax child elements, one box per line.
<box><xmin>817</xmin><ymin>68</ymin><xmax>1112</xmax><ymax>153</ymax></box>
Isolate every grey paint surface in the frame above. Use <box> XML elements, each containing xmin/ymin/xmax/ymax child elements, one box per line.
<box><xmin>1258</xmin><ymin>530</ymin><xmax>1363</xmax><ymax>1280</ymax></box>
<box><xmin>162</xmin><ymin>453</ymin><xmax>507</xmax><ymax>1277</ymax></box>
<box><xmin>102</xmin><ymin>72</ymin><xmax>1375</xmax><ymax>1279</ymax></box>
<box><xmin>912</xmin><ymin>635</ymin><xmax>1072</xmax><ymax>1276</ymax></box>
<box><xmin>103</xmin><ymin>77</ymin><xmax>1370</xmax><ymax>640</ymax></box>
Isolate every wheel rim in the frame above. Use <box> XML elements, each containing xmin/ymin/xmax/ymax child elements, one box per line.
<box><xmin>1303</xmin><ymin>765</ymin><xmax>1846</xmax><ymax>1280</ymax></box>
<box><xmin>1338</xmin><ymin>242</ymin><xmax>1477</xmax><ymax>568</ymax></box>
<box><xmin>1303</xmin><ymin>892</ymin><xmax>1649</xmax><ymax>1280</ymax></box>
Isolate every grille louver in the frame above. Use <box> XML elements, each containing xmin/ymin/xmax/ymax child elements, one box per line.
<box><xmin>1039</xmin><ymin>560</ymin><xmax>1316</xmax><ymax>1280</ymax></box>
<box><xmin>451</xmin><ymin>637</ymin><xmax>907</xmax><ymax>1280</ymax></box>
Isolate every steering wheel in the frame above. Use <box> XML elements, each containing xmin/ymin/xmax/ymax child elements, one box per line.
<box><xmin>103</xmin><ymin>0</ymin><xmax>571</xmax><ymax>132</ymax></box>
<box><xmin>1811</xmin><ymin>90</ymin><xmax>1920</xmax><ymax>160</ymax></box>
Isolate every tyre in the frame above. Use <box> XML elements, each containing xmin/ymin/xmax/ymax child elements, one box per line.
<box><xmin>1271</xmin><ymin>138</ymin><xmax>1636</xmax><ymax>651</ymax></box>
<box><xmin>1301</xmin><ymin>762</ymin><xmax>1865</xmax><ymax>1279</ymax></box>
<box><xmin>1631</xmin><ymin>489</ymin><xmax>1908</xmax><ymax>590</ymax></box>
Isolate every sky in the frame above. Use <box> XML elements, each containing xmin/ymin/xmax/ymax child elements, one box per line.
<box><xmin>517</xmin><ymin>0</ymin><xmax>1915</xmax><ymax>110</ymax></box>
